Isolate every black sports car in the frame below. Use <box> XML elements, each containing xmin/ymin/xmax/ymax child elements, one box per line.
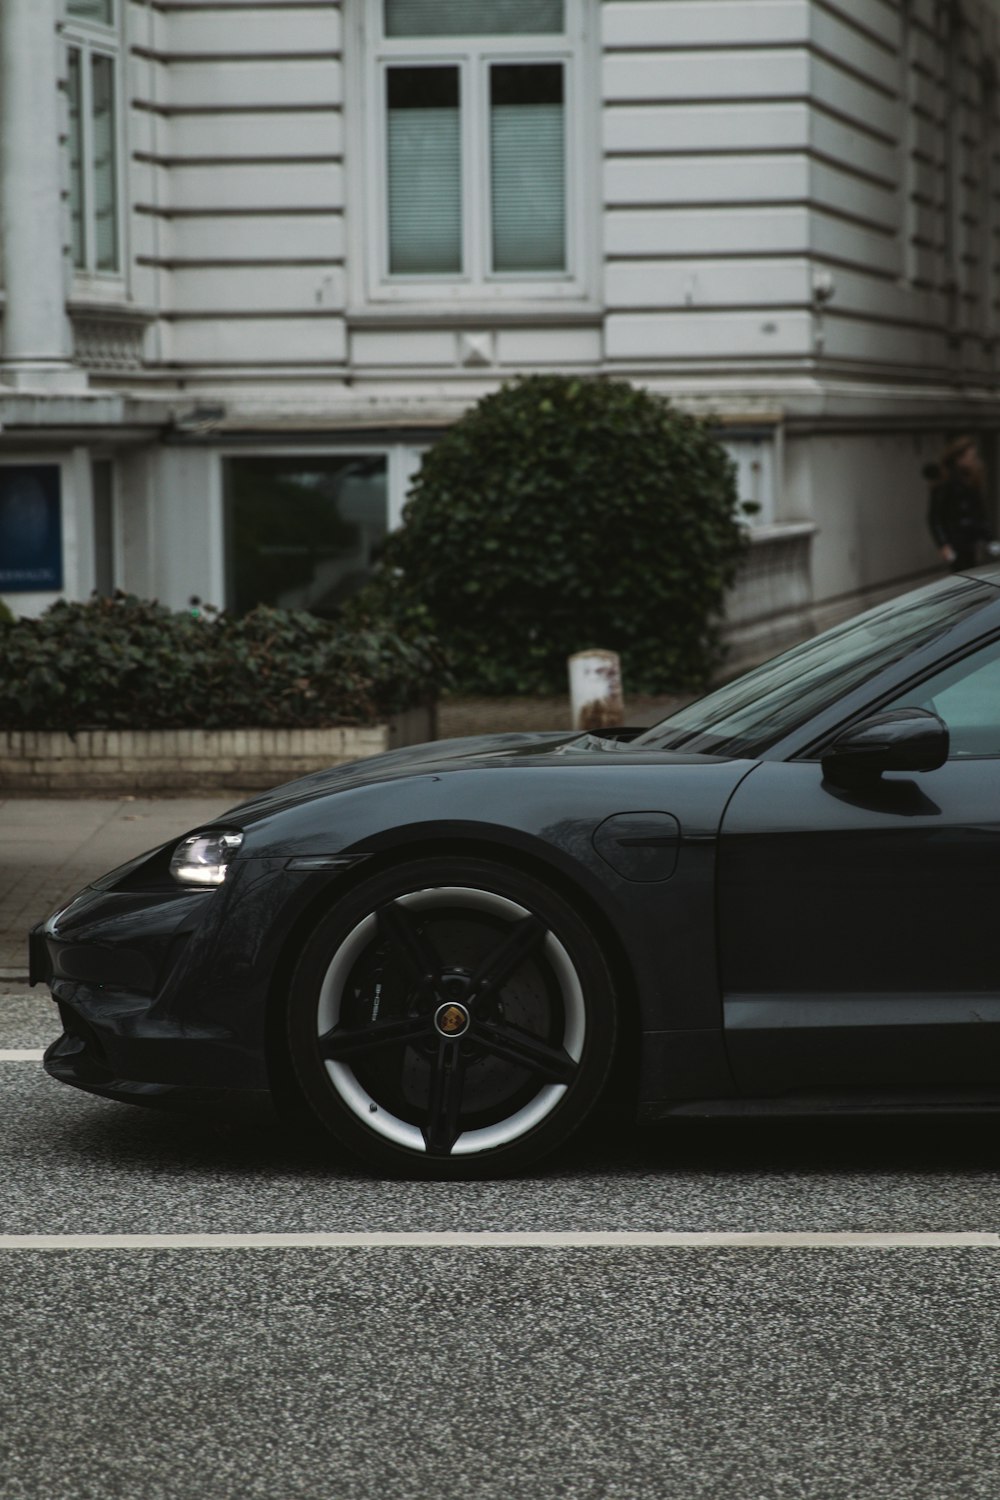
<box><xmin>30</xmin><ymin>570</ymin><xmax>1000</xmax><ymax>1175</ymax></box>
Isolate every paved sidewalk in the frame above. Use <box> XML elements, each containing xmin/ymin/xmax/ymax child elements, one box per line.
<box><xmin>0</xmin><ymin>796</ymin><xmax>245</xmax><ymax>977</ymax></box>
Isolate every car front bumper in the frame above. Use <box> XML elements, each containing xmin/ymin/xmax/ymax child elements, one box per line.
<box><xmin>29</xmin><ymin>862</ymin><xmax>294</xmax><ymax>1120</ymax></box>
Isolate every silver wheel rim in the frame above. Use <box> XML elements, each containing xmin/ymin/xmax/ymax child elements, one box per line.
<box><xmin>316</xmin><ymin>887</ymin><xmax>586</xmax><ymax>1156</ymax></box>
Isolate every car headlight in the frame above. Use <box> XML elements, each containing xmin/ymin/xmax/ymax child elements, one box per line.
<box><xmin>169</xmin><ymin>831</ymin><xmax>244</xmax><ymax>887</ymax></box>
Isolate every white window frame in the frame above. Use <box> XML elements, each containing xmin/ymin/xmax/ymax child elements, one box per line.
<box><xmin>348</xmin><ymin>0</ymin><xmax>596</xmax><ymax>315</ymax></box>
<box><xmin>64</xmin><ymin>0</ymin><xmax>127</xmax><ymax>294</ymax></box>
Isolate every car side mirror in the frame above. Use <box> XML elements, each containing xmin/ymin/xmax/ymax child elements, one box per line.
<box><xmin>821</xmin><ymin>707</ymin><xmax>949</xmax><ymax>789</ymax></box>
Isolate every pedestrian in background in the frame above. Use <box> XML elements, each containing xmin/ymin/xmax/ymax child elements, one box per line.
<box><xmin>927</xmin><ymin>434</ymin><xmax>995</xmax><ymax>570</ymax></box>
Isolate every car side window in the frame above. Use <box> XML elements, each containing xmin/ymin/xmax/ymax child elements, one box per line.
<box><xmin>888</xmin><ymin>635</ymin><xmax>1000</xmax><ymax>757</ymax></box>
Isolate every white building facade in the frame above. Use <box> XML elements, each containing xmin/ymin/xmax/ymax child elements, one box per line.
<box><xmin>2</xmin><ymin>0</ymin><xmax>1000</xmax><ymax>660</ymax></box>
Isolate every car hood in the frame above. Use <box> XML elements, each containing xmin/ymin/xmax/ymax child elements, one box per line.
<box><xmin>224</xmin><ymin>729</ymin><xmax>730</xmax><ymax>824</ymax></box>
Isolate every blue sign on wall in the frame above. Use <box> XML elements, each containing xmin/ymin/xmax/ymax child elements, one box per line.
<box><xmin>0</xmin><ymin>466</ymin><xmax>63</xmax><ymax>592</ymax></box>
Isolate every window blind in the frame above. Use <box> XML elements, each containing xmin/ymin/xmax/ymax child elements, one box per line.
<box><xmin>490</xmin><ymin>65</ymin><xmax>566</xmax><ymax>273</ymax></box>
<box><xmin>387</xmin><ymin>68</ymin><xmax>462</xmax><ymax>275</ymax></box>
<box><xmin>385</xmin><ymin>0</ymin><xmax>563</xmax><ymax>37</ymax></box>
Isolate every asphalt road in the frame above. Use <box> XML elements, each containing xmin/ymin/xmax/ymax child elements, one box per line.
<box><xmin>4</xmin><ymin>985</ymin><xmax>1000</xmax><ymax>1499</ymax></box>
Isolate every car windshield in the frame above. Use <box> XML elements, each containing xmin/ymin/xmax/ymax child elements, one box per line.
<box><xmin>634</xmin><ymin>575</ymin><xmax>999</xmax><ymax>758</ymax></box>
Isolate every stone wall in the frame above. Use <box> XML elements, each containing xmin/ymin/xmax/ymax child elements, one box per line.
<box><xmin>0</xmin><ymin>707</ymin><xmax>434</xmax><ymax>794</ymax></box>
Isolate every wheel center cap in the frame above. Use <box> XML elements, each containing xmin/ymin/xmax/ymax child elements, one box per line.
<box><xmin>434</xmin><ymin>1001</ymin><xmax>471</xmax><ymax>1038</ymax></box>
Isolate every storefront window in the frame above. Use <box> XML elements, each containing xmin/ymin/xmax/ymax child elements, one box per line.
<box><xmin>224</xmin><ymin>456</ymin><xmax>388</xmax><ymax>616</ymax></box>
<box><xmin>0</xmin><ymin>467</ymin><xmax>63</xmax><ymax>593</ymax></box>
<box><xmin>92</xmin><ymin>460</ymin><xmax>115</xmax><ymax>596</ymax></box>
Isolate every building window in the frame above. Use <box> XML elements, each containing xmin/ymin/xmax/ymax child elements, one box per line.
<box><xmin>65</xmin><ymin>0</ymin><xmax>122</xmax><ymax>276</ymax></box>
<box><xmin>0</xmin><ymin>467</ymin><xmax>64</xmax><ymax>594</ymax></box>
<box><xmin>359</xmin><ymin>0</ymin><xmax>589</xmax><ymax>304</ymax></box>
<box><xmin>722</xmin><ymin>433</ymin><xmax>778</xmax><ymax>528</ymax></box>
<box><xmin>67</xmin><ymin>0</ymin><xmax>115</xmax><ymax>19</ymax></box>
<box><xmin>224</xmin><ymin>456</ymin><xmax>389</xmax><ymax>616</ymax></box>
<box><xmin>92</xmin><ymin>460</ymin><xmax>116</xmax><ymax>596</ymax></box>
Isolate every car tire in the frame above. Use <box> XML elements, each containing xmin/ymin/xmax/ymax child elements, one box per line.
<box><xmin>285</xmin><ymin>857</ymin><xmax>618</xmax><ymax>1177</ymax></box>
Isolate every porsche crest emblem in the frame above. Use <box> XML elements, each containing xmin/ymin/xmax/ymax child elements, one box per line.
<box><xmin>434</xmin><ymin>1001</ymin><xmax>470</xmax><ymax>1038</ymax></box>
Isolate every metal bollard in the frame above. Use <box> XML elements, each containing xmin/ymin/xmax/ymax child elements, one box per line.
<box><xmin>568</xmin><ymin>650</ymin><xmax>624</xmax><ymax>732</ymax></box>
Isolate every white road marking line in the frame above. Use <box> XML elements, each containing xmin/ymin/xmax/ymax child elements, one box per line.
<box><xmin>0</xmin><ymin>1050</ymin><xmax>44</xmax><ymax>1061</ymax></box>
<box><xmin>0</xmin><ymin>1231</ymin><xmax>997</xmax><ymax>1251</ymax></box>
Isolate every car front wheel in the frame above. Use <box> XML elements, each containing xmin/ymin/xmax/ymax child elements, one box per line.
<box><xmin>286</xmin><ymin>857</ymin><xmax>618</xmax><ymax>1176</ymax></box>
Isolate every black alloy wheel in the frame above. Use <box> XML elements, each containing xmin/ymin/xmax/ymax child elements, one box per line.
<box><xmin>285</xmin><ymin>857</ymin><xmax>618</xmax><ymax>1176</ymax></box>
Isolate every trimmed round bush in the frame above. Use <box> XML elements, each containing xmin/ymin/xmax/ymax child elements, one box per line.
<box><xmin>356</xmin><ymin>375</ymin><xmax>747</xmax><ymax>695</ymax></box>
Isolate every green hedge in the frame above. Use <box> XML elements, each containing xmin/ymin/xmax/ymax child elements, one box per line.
<box><xmin>0</xmin><ymin>594</ymin><xmax>442</xmax><ymax>732</ymax></box>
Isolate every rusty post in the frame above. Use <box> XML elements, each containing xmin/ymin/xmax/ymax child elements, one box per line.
<box><xmin>568</xmin><ymin>650</ymin><xmax>624</xmax><ymax>731</ymax></box>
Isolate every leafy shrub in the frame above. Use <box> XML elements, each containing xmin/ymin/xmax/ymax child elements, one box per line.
<box><xmin>0</xmin><ymin>594</ymin><xmax>442</xmax><ymax>732</ymax></box>
<box><xmin>350</xmin><ymin>375</ymin><xmax>748</xmax><ymax>695</ymax></box>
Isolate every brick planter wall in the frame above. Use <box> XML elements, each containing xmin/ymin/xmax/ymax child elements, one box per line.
<box><xmin>0</xmin><ymin>705</ymin><xmax>434</xmax><ymax>794</ymax></box>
